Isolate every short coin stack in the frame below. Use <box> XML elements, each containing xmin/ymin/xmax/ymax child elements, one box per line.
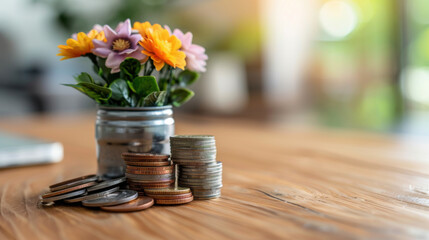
<box><xmin>40</xmin><ymin>174</ymin><xmax>154</xmax><ymax>212</ymax></box>
<box><xmin>144</xmin><ymin>187</ymin><xmax>193</xmax><ymax>205</ymax></box>
<box><xmin>122</xmin><ymin>153</ymin><xmax>175</xmax><ymax>195</ymax></box>
<box><xmin>171</xmin><ymin>135</ymin><xmax>223</xmax><ymax>199</ymax></box>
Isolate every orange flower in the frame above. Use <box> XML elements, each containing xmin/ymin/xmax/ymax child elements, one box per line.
<box><xmin>133</xmin><ymin>21</ymin><xmax>162</xmax><ymax>38</ymax></box>
<box><xmin>139</xmin><ymin>25</ymin><xmax>186</xmax><ymax>71</ymax></box>
<box><xmin>57</xmin><ymin>29</ymin><xmax>105</xmax><ymax>60</ymax></box>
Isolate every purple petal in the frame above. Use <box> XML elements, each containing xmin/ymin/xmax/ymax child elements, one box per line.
<box><xmin>92</xmin><ymin>47</ymin><xmax>112</xmax><ymax>58</ymax></box>
<box><xmin>129</xmin><ymin>34</ymin><xmax>142</xmax><ymax>48</ymax></box>
<box><xmin>93</xmin><ymin>39</ymin><xmax>109</xmax><ymax>49</ymax></box>
<box><xmin>127</xmin><ymin>46</ymin><xmax>147</xmax><ymax>61</ymax></box>
<box><xmin>118</xmin><ymin>48</ymin><xmax>137</xmax><ymax>55</ymax></box>
<box><xmin>181</xmin><ymin>32</ymin><xmax>193</xmax><ymax>49</ymax></box>
<box><xmin>105</xmin><ymin>53</ymin><xmax>125</xmax><ymax>70</ymax></box>
<box><xmin>117</xmin><ymin>19</ymin><xmax>131</xmax><ymax>38</ymax></box>
<box><xmin>103</xmin><ymin>25</ymin><xmax>117</xmax><ymax>41</ymax></box>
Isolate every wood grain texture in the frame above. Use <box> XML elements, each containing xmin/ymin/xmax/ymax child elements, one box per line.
<box><xmin>0</xmin><ymin>113</ymin><xmax>429</xmax><ymax>240</ymax></box>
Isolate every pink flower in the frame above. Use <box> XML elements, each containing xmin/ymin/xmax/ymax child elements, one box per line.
<box><xmin>92</xmin><ymin>19</ymin><xmax>146</xmax><ymax>73</ymax></box>
<box><xmin>165</xmin><ymin>26</ymin><xmax>208</xmax><ymax>72</ymax></box>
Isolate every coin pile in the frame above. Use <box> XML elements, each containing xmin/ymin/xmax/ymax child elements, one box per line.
<box><xmin>122</xmin><ymin>153</ymin><xmax>175</xmax><ymax>195</ymax></box>
<box><xmin>144</xmin><ymin>187</ymin><xmax>194</xmax><ymax>205</ymax></box>
<box><xmin>171</xmin><ymin>135</ymin><xmax>223</xmax><ymax>199</ymax></box>
<box><xmin>39</xmin><ymin>174</ymin><xmax>154</xmax><ymax>212</ymax></box>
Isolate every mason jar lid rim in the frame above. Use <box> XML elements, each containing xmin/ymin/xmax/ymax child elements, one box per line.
<box><xmin>97</xmin><ymin>105</ymin><xmax>173</xmax><ymax>111</ymax></box>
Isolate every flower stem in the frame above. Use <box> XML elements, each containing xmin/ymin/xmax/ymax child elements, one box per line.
<box><xmin>165</xmin><ymin>66</ymin><xmax>174</xmax><ymax>105</ymax></box>
<box><xmin>87</xmin><ymin>54</ymin><xmax>107</xmax><ymax>81</ymax></box>
<box><xmin>145</xmin><ymin>59</ymin><xmax>155</xmax><ymax>76</ymax></box>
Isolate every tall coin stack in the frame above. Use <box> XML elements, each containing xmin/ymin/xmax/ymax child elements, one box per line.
<box><xmin>171</xmin><ymin>135</ymin><xmax>223</xmax><ymax>199</ymax></box>
<box><xmin>122</xmin><ymin>153</ymin><xmax>175</xmax><ymax>195</ymax></box>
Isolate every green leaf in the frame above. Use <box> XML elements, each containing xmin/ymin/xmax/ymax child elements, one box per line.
<box><xmin>170</xmin><ymin>88</ymin><xmax>194</xmax><ymax>107</ymax></box>
<box><xmin>178</xmin><ymin>70</ymin><xmax>199</xmax><ymax>86</ymax></box>
<box><xmin>109</xmin><ymin>79</ymin><xmax>130</xmax><ymax>103</ymax></box>
<box><xmin>127</xmin><ymin>81</ymin><xmax>136</xmax><ymax>93</ymax></box>
<box><xmin>133</xmin><ymin>76</ymin><xmax>160</xmax><ymax>98</ymax></box>
<box><xmin>158</xmin><ymin>78</ymin><xmax>168</xmax><ymax>91</ymax></box>
<box><xmin>74</xmin><ymin>72</ymin><xmax>94</xmax><ymax>84</ymax></box>
<box><xmin>120</xmin><ymin>58</ymin><xmax>141</xmax><ymax>80</ymax></box>
<box><xmin>144</xmin><ymin>91</ymin><xmax>167</xmax><ymax>107</ymax></box>
<box><xmin>63</xmin><ymin>82</ymin><xmax>111</xmax><ymax>103</ymax></box>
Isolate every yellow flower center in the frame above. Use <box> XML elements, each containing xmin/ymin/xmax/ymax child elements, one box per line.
<box><xmin>112</xmin><ymin>39</ymin><xmax>131</xmax><ymax>51</ymax></box>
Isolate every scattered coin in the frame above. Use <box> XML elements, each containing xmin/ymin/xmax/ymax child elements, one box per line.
<box><xmin>42</xmin><ymin>181</ymin><xmax>97</xmax><ymax>199</ymax></box>
<box><xmin>100</xmin><ymin>196</ymin><xmax>154</xmax><ymax>212</ymax></box>
<box><xmin>87</xmin><ymin>177</ymin><xmax>126</xmax><ymax>192</ymax></box>
<box><xmin>41</xmin><ymin>189</ymin><xmax>87</xmax><ymax>204</ymax></box>
<box><xmin>82</xmin><ymin>189</ymin><xmax>138</xmax><ymax>207</ymax></box>
<box><xmin>64</xmin><ymin>187</ymin><xmax>119</xmax><ymax>203</ymax></box>
<box><xmin>49</xmin><ymin>174</ymin><xmax>99</xmax><ymax>192</ymax></box>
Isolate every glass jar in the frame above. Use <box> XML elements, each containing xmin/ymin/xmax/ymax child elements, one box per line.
<box><xmin>95</xmin><ymin>105</ymin><xmax>174</xmax><ymax>179</ymax></box>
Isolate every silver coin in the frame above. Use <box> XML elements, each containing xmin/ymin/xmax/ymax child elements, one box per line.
<box><xmin>190</xmin><ymin>188</ymin><xmax>222</xmax><ymax>195</ymax></box>
<box><xmin>179</xmin><ymin>178</ymin><xmax>222</xmax><ymax>184</ymax></box>
<box><xmin>171</xmin><ymin>147</ymin><xmax>217</xmax><ymax>152</ymax></box>
<box><xmin>179</xmin><ymin>181</ymin><xmax>223</xmax><ymax>187</ymax></box>
<box><xmin>179</xmin><ymin>162</ymin><xmax>222</xmax><ymax>168</ymax></box>
<box><xmin>172</xmin><ymin>148</ymin><xmax>217</xmax><ymax>153</ymax></box>
<box><xmin>87</xmin><ymin>177</ymin><xmax>126</xmax><ymax>192</ymax></box>
<box><xmin>179</xmin><ymin>173</ymin><xmax>222</xmax><ymax>179</ymax></box>
<box><xmin>172</xmin><ymin>153</ymin><xmax>217</xmax><ymax>159</ymax></box>
<box><xmin>193</xmin><ymin>194</ymin><xmax>221</xmax><ymax>200</ymax></box>
<box><xmin>170</xmin><ymin>135</ymin><xmax>215</xmax><ymax>140</ymax></box>
<box><xmin>49</xmin><ymin>175</ymin><xmax>99</xmax><ymax>192</ymax></box>
<box><xmin>179</xmin><ymin>182</ymin><xmax>223</xmax><ymax>188</ymax></box>
<box><xmin>82</xmin><ymin>189</ymin><xmax>138</xmax><ymax>207</ymax></box>
<box><xmin>179</xmin><ymin>171</ymin><xmax>222</xmax><ymax>177</ymax></box>
<box><xmin>173</xmin><ymin>159</ymin><xmax>217</xmax><ymax>164</ymax></box>
<box><xmin>179</xmin><ymin>167</ymin><xmax>222</xmax><ymax>173</ymax></box>
<box><xmin>64</xmin><ymin>187</ymin><xmax>119</xmax><ymax>203</ymax></box>
<box><xmin>41</xmin><ymin>189</ymin><xmax>86</xmax><ymax>203</ymax></box>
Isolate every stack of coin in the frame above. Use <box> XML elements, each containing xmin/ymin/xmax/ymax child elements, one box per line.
<box><xmin>170</xmin><ymin>135</ymin><xmax>222</xmax><ymax>199</ymax></box>
<box><xmin>122</xmin><ymin>153</ymin><xmax>174</xmax><ymax>195</ymax></box>
<box><xmin>144</xmin><ymin>187</ymin><xmax>194</xmax><ymax>205</ymax></box>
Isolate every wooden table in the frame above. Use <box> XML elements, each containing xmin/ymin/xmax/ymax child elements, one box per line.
<box><xmin>0</xmin><ymin>113</ymin><xmax>429</xmax><ymax>240</ymax></box>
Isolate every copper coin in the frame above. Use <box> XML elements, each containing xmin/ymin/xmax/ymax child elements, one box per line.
<box><xmin>126</xmin><ymin>165</ymin><xmax>174</xmax><ymax>171</ymax></box>
<box><xmin>127</xmin><ymin>179</ymin><xmax>175</xmax><ymax>184</ymax></box>
<box><xmin>146</xmin><ymin>192</ymin><xmax>193</xmax><ymax>200</ymax></box>
<box><xmin>49</xmin><ymin>174</ymin><xmax>98</xmax><ymax>192</ymax></box>
<box><xmin>42</xmin><ymin>181</ymin><xmax>97</xmax><ymax>199</ymax></box>
<box><xmin>143</xmin><ymin>187</ymin><xmax>191</xmax><ymax>195</ymax></box>
<box><xmin>100</xmin><ymin>196</ymin><xmax>154</xmax><ymax>212</ymax></box>
<box><xmin>128</xmin><ymin>182</ymin><xmax>174</xmax><ymax>187</ymax></box>
<box><xmin>124</xmin><ymin>158</ymin><xmax>168</xmax><ymax>163</ymax></box>
<box><xmin>125</xmin><ymin>161</ymin><xmax>171</xmax><ymax>167</ymax></box>
<box><xmin>126</xmin><ymin>169</ymin><xmax>174</xmax><ymax>175</ymax></box>
<box><xmin>122</xmin><ymin>153</ymin><xmax>169</xmax><ymax>160</ymax></box>
<box><xmin>155</xmin><ymin>196</ymin><xmax>193</xmax><ymax>205</ymax></box>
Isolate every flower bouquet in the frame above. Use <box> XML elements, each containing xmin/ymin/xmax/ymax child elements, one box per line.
<box><xmin>57</xmin><ymin>19</ymin><xmax>208</xmax><ymax>178</ymax></box>
<box><xmin>57</xmin><ymin>19</ymin><xmax>207</xmax><ymax>107</ymax></box>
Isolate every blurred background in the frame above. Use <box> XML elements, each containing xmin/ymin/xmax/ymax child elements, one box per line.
<box><xmin>1</xmin><ymin>0</ymin><xmax>429</xmax><ymax>135</ymax></box>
